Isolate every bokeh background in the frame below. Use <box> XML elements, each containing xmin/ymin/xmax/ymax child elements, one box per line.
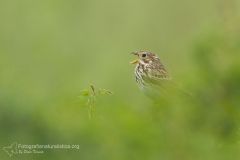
<box><xmin>1</xmin><ymin>0</ymin><xmax>240</xmax><ymax>159</ymax></box>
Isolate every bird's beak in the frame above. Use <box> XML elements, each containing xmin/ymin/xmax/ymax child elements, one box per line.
<box><xmin>131</xmin><ymin>51</ymin><xmax>138</xmax><ymax>55</ymax></box>
<box><xmin>130</xmin><ymin>52</ymin><xmax>139</xmax><ymax>64</ymax></box>
<box><xmin>130</xmin><ymin>59</ymin><xmax>139</xmax><ymax>64</ymax></box>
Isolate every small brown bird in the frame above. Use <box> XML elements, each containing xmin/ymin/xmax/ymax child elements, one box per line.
<box><xmin>130</xmin><ymin>51</ymin><xmax>170</xmax><ymax>89</ymax></box>
<box><xmin>130</xmin><ymin>51</ymin><xmax>191</xmax><ymax>99</ymax></box>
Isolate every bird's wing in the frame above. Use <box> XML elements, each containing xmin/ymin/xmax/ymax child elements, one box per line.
<box><xmin>146</xmin><ymin>62</ymin><xmax>171</xmax><ymax>84</ymax></box>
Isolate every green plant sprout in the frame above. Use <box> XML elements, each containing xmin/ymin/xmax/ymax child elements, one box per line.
<box><xmin>80</xmin><ymin>84</ymin><xmax>113</xmax><ymax>119</ymax></box>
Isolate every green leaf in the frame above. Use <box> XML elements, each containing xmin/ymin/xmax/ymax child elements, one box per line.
<box><xmin>98</xmin><ymin>89</ymin><xmax>113</xmax><ymax>95</ymax></box>
<box><xmin>80</xmin><ymin>90</ymin><xmax>90</xmax><ymax>96</ymax></box>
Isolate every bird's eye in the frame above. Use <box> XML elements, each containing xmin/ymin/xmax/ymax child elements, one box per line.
<box><xmin>142</xmin><ymin>54</ymin><xmax>147</xmax><ymax>58</ymax></box>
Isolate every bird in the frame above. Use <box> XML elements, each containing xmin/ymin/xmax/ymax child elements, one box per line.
<box><xmin>130</xmin><ymin>51</ymin><xmax>191</xmax><ymax>100</ymax></box>
<box><xmin>130</xmin><ymin>50</ymin><xmax>170</xmax><ymax>87</ymax></box>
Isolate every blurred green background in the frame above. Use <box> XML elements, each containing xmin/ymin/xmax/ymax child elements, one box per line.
<box><xmin>1</xmin><ymin>0</ymin><xmax>240</xmax><ymax>159</ymax></box>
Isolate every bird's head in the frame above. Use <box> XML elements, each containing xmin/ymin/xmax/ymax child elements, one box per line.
<box><xmin>130</xmin><ymin>51</ymin><xmax>159</xmax><ymax>65</ymax></box>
